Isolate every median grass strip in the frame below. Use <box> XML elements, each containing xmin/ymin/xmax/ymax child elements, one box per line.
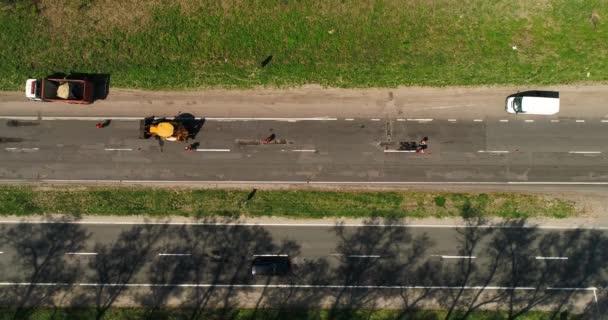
<box><xmin>0</xmin><ymin>0</ymin><xmax>606</xmax><ymax>90</ymax></box>
<box><xmin>0</xmin><ymin>186</ymin><xmax>577</xmax><ymax>219</ymax></box>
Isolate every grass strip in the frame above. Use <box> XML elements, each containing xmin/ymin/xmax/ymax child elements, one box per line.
<box><xmin>0</xmin><ymin>307</ymin><xmax>584</xmax><ymax>320</ymax></box>
<box><xmin>0</xmin><ymin>0</ymin><xmax>606</xmax><ymax>90</ymax></box>
<box><xmin>0</xmin><ymin>186</ymin><xmax>577</xmax><ymax>219</ymax></box>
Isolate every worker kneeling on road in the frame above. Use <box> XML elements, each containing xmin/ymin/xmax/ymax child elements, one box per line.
<box><xmin>417</xmin><ymin>136</ymin><xmax>428</xmax><ymax>154</ymax></box>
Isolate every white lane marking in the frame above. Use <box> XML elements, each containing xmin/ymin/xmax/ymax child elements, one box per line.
<box><xmin>0</xmin><ymin>282</ymin><xmax>597</xmax><ymax>292</ymax></box>
<box><xmin>448</xmin><ymin>119</ymin><xmax>457</xmax><ymax>122</ymax></box>
<box><xmin>65</xmin><ymin>252</ymin><xmax>98</xmax><ymax>256</ymax></box>
<box><xmin>1</xmin><ymin>219</ymin><xmax>607</xmax><ymax>230</ymax></box>
<box><xmin>407</xmin><ymin>119</ymin><xmax>433</xmax><ymax>122</ymax></box>
<box><xmin>104</xmin><ymin>148</ymin><xmax>132</xmax><ymax>151</ymax></box>
<box><xmin>601</xmin><ymin>120</ymin><xmax>608</xmax><ymax>123</ymax></box>
<box><xmin>594</xmin><ymin>288</ymin><xmax>598</xmax><ymax>303</ymax></box>
<box><xmin>158</xmin><ymin>253</ymin><xmax>191</xmax><ymax>257</ymax></box>
<box><xmin>0</xmin><ymin>116</ymin><xmax>338</xmax><ymax>122</ymax></box>
<box><xmin>535</xmin><ymin>256</ymin><xmax>568</xmax><ymax>260</ymax></box>
<box><xmin>4</xmin><ymin>148</ymin><xmax>39</xmax><ymax>152</ymax></box>
<box><xmin>0</xmin><ymin>252</ymin><xmax>3</xmax><ymax>254</ymax></box>
<box><xmin>253</xmin><ymin>254</ymin><xmax>289</xmax><ymax>257</ymax></box>
<box><xmin>551</xmin><ymin>120</ymin><xmax>560</xmax><ymax>123</ymax></box>
<box><xmin>525</xmin><ymin>120</ymin><xmax>535</xmax><ymax>123</ymax></box>
<box><xmin>6</xmin><ymin>179</ymin><xmax>608</xmax><ymax>187</ymax></box>
<box><xmin>473</xmin><ymin>119</ymin><xmax>483</xmax><ymax>122</ymax></box>
<box><xmin>477</xmin><ymin>150</ymin><xmax>509</xmax><ymax>154</ymax></box>
<box><xmin>499</xmin><ymin>119</ymin><xmax>509</xmax><ymax>122</ymax></box>
<box><xmin>371</xmin><ymin>118</ymin><xmax>381</xmax><ymax>121</ymax></box>
<box><xmin>292</xmin><ymin>149</ymin><xmax>316</xmax><ymax>152</ymax></box>
<box><xmin>384</xmin><ymin>150</ymin><xmax>416</xmax><ymax>153</ymax></box>
<box><xmin>431</xmin><ymin>255</ymin><xmax>476</xmax><ymax>259</ymax></box>
<box><xmin>195</xmin><ymin>149</ymin><xmax>231</xmax><ymax>152</ymax></box>
<box><xmin>568</xmin><ymin>151</ymin><xmax>601</xmax><ymax>154</ymax></box>
<box><xmin>331</xmin><ymin>254</ymin><xmax>381</xmax><ymax>258</ymax></box>
<box><xmin>576</xmin><ymin>120</ymin><xmax>585</xmax><ymax>123</ymax></box>
<box><xmin>397</xmin><ymin>118</ymin><xmax>406</xmax><ymax>122</ymax></box>
<box><xmin>344</xmin><ymin>118</ymin><xmax>354</xmax><ymax>121</ymax></box>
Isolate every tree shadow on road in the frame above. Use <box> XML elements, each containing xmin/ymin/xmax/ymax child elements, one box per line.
<box><xmin>0</xmin><ymin>217</ymin><xmax>89</xmax><ymax>320</ymax></box>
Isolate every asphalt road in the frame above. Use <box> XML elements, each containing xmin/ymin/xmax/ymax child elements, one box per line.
<box><xmin>2</xmin><ymin>118</ymin><xmax>608</xmax><ymax>183</ymax></box>
<box><xmin>0</xmin><ymin>221</ymin><xmax>604</xmax><ymax>311</ymax></box>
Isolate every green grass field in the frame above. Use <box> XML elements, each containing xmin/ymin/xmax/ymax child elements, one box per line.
<box><xmin>0</xmin><ymin>186</ymin><xmax>577</xmax><ymax>219</ymax></box>
<box><xmin>0</xmin><ymin>0</ymin><xmax>606</xmax><ymax>90</ymax></box>
<box><xmin>0</xmin><ymin>308</ymin><xmax>584</xmax><ymax>320</ymax></box>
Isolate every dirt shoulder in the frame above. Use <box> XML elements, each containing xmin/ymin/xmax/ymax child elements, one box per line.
<box><xmin>1</xmin><ymin>84</ymin><xmax>607</xmax><ymax>119</ymax></box>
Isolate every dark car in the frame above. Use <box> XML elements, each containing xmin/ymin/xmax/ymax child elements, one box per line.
<box><xmin>251</xmin><ymin>256</ymin><xmax>291</xmax><ymax>276</ymax></box>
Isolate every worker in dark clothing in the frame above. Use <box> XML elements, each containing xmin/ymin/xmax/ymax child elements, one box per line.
<box><xmin>417</xmin><ymin>136</ymin><xmax>428</xmax><ymax>153</ymax></box>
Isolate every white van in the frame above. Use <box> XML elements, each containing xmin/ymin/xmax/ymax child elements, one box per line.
<box><xmin>505</xmin><ymin>91</ymin><xmax>560</xmax><ymax>115</ymax></box>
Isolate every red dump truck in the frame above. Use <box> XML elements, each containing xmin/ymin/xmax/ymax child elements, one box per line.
<box><xmin>25</xmin><ymin>78</ymin><xmax>94</xmax><ymax>104</ymax></box>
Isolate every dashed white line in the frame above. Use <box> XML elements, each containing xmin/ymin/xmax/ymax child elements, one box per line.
<box><xmin>431</xmin><ymin>255</ymin><xmax>476</xmax><ymax>259</ymax></box>
<box><xmin>448</xmin><ymin>119</ymin><xmax>457</xmax><ymax>122</ymax></box>
<box><xmin>371</xmin><ymin>118</ymin><xmax>381</xmax><ymax>121</ymax></box>
<box><xmin>477</xmin><ymin>150</ymin><xmax>509</xmax><ymax>154</ymax></box>
<box><xmin>535</xmin><ymin>256</ymin><xmax>568</xmax><ymax>260</ymax></box>
<box><xmin>65</xmin><ymin>252</ymin><xmax>98</xmax><ymax>256</ymax></box>
<box><xmin>384</xmin><ymin>150</ymin><xmax>416</xmax><ymax>153</ymax></box>
<box><xmin>601</xmin><ymin>120</ymin><xmax>608</xmax><ymax>123</ymax></box>
<box><xmin>292</xmin><ymin>149</ymin><xmax>317</xmax><ymax>153</ymax></box>
<box><xmin>407</xmin><ymin>119</ymin><xmax>433</xmax><ymax>122</ymax></box>
<box><xmin>397</xmin><ymin>118</ymin><xmax>406</xmax><ymax>122</ymax></box>
<box><xmin>499</xmin><ymin>119</ymin><xmax>509</xmax><ymax>122</ymax></box>
<box><xmin>576</xmin><ymin>120</ymin><xmax>585</xmax><ymax>123</ymax></box>
<box><xmin>331</xmin><ymin>254</ymin><xmax>381</xmax><ymax>258</ymax></box>
<box><xmin>104</xmin><ymin>148</ymin><xmax>132</xmax><ymax>151</ymax></box>
<box><xmin>253</xmin><ymin>254</ymin><xmax>289</xmax><ymax>257</ymax></box>
<box><xmin>195</xmin><ymin>149</ymin><xmax>231</xmax><ymax>152</ymax></box>
<box><xmin>473</xmin><ymin>119</ymin><xmax>483</xmax><ymax>122</ymax></box>
<box><xmin>551</xmin><ymin>119</ymin><xmax>560</xmax><ymax>123</ymax></box>
<box><xmin>525</xmin><ymin>119</ymin><xmax>535</xmax><ymax>123</ymax></box>
<box><xmin>158</xmin><ymin>253</ymin><xmax>192</xmax><ymax>257</ymax></box>
<box><xmin>568</xmin><ymin>151</ymin><xmax>601</xmax><ymax>154</ymax></box>
<box><xmin>0</xmin><ymin>116</ymin><xmax>339</xmax><ymax>122</ymax></box>
<box><xmin>344</xmin><ymin>118</ymin><xmax>354</xmax><ymax>121</ymax></box>
<box><xmin>4</xmin><ymin>147</ymin><xmax>39</xmax><ymax>152</ymax></box>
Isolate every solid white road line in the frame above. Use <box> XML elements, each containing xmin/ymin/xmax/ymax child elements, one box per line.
<box><xmin>0</xmin><ymin>282</ymin><xmax>596</xmax><ymax>291</ymax></box>
<box><xmin>432</xmin><ymin>255</ymin><xmax>476</xmax><ymax>259</ymax></box>
<box><xmin>195</xmin><ymin>149</ymin><xmax>231</xmax><ymax>152</ymax></box>
<box><xmin>104</xmin><ymin>148</ymin><xmax>132</xmax><ymax>151</ymax></box>
<box><xmin>477</xmin><ymin>150</ymin><xmax>509</xmax><ymax>153</ymax></box>
<box><xmin>65</xmin><ymin>252</ymin><xmax>98</xmax><ymax>256</ymax></box>
<box><xmin>292</xmin><ymin>149</ymin><xmax>316</xmax><ymax>152</ymax></box>
<box><xmin>158</xmin><ymin>253</ymin><xmax>192</xmax><ymax>257</ymax></box>
<box><xmin>0</xmin><ymin>220</ymin><xmax>607</xmax><ymax>230</ymax></box>
<box><xmin>568</xmin><ymin>151</ymin><xmax>601</xmax><ymax>154</ymax></box>
<box><xmin>5</xmin><ymin>179</ymin><xmax>608</xmax><ymax>187</ymax></box>
<box><xmin>384</xmin><ymin>150</ymin><xmax>416</xmax><ymax>153</ymax></box>
<box><xmin>535</xmin><ymin>256</ymin><xmax>568</xmax><ymax>260</ymax></box>
<box><xmin>0</xmin><ymin>116</ymin><xmax>338</xmax><ymax>122</ymax></box>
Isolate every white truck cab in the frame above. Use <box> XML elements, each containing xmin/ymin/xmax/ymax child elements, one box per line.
<box><xmin>505</xmin><ymin>91</ymin><xmax>559</xmax><ymax>115</ymax></box>
<box><xmin>25</xmin><ymin>79</ymin><xmax>42</xmax><ymax>101</ymax></box>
